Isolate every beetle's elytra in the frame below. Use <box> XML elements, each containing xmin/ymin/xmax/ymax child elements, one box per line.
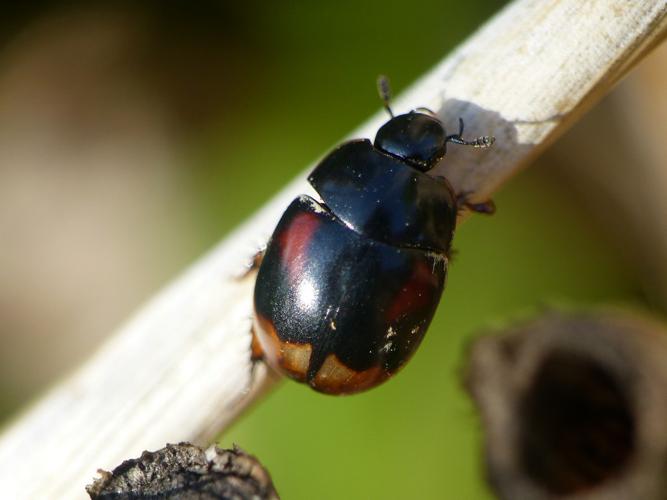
<box><xmin>252</xmin><ymin>77</ymin><xmax>495</xmax><ymax>395</ymax></box>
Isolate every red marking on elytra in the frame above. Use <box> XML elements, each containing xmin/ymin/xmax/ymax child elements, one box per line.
<box><xmin>386</xmin><ymin>259</ymin><xmax>437</xmax><ymax>323</ymax></box>
<box><xmin>278</xmin><ymin>211</ymin><xmax>321</xmax><ymax>278</ymax></box>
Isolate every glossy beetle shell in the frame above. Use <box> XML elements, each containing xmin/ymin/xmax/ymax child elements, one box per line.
<box><xmin>309</xmin><ymin>139</ymin><xmax>456</xmax><ymax>252</ymax></box>
<box><xmin>252</xmin><ymin>124</ymin><xmax>460</xmax><ymax>394</ymax></box>
<box><xmin>253</xmin><ymin>195</ymin><xmax>447</xmax><ymax>394</ymax></box>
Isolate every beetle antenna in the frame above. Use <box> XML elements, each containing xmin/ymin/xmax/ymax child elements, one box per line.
<box><xmin>377</xmin><ymin>75</ymin><xmax>394</xmax><ymax>118</ymax></box>
<box><xmin>446</xmin><ymin>117</ymin><xmax>495</xmax><ymax>148</ymax></box>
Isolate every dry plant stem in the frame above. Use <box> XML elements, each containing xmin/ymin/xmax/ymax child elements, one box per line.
<box><xmin>466</xmin><ymin>311</ymin><xmax>667</xmax><ymax>500</ymax></box>
<box><xmin>548</xmin><ymin>43</ymin><xmax>667</xmax><ymax>310</ymax></box>
<box><xmin>0</xmin><ymin>1</ymin><xmax>665</xmax><ymax>498</ymax></box>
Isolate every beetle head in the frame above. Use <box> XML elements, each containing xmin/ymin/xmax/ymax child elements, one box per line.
<box><xmin>374</xmin><ymin>112</ymin><xmax>446</xmax><ymax>172</ymax></box>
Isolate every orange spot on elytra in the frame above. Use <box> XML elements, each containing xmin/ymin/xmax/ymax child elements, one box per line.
<box><xmin>278</xmin><ymin>211</ymin><xmax>320</xmax><ymax>279</ymax></box>
<box><xmin>253</xmin><ymin>313</ymin><xmax>389</xmax><ymax>395</ymax></box>
<box><xmin>253</xmin><ymin>313</ymin><xmax>311</xmax><ymax>382</ymax></box>
<box><xmin>385</xmin><ymin>259</ymin><xmax>438</xmax><ymax>323</ymax></box>
<box><xmin>311</xmin><ymin>354</ymin><xmax>388</xmax><ymax>395</ymax></box>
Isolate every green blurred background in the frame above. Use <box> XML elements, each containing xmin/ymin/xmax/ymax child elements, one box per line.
<box><xmin>1</xmin><ymin>1</ymin><xmax>665</xmax><ymax>498</ymax></box>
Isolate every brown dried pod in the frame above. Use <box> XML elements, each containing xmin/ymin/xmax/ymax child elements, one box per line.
<box><xmin>86</xmin><ymin>442</ymin><xmax>279</xmax><ymax>499</ymax></box>
<box><xmin>466</xmin><ymin>310</ymin><xmax>667</xmax><ymax>500</ymax></box>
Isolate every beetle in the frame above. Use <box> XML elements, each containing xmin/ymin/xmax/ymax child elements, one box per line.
<box><xmin>251</xmin><ymin>77</ymin><xmax>495</xmax><ymax>395</ymax></box>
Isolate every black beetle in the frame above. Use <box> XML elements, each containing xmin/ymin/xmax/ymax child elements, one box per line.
<box><xmin>251</xmin><ymin>77</ymin><xmax>495</xmax><ymax>395</ymax></box>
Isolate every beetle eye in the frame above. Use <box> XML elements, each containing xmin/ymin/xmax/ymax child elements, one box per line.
<box><xmin>374</xmin><ymin>112</ymin><xmax>446</xmax><ymax>171</ymax></box>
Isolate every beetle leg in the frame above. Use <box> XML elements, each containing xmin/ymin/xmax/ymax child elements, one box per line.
<box><xmin>250</xmin><ymin>325</ymin><xmax>264</xmax><ymax>362</ymax></box>
<box><xmin>446</xmin><ymin>117</ymin><xmax>495</xmax><ymax>149</ymax></box>
<box><xmin>237</xmin><ymin>248</ymin><xmax>265</xmax><ymax>280</ymax></box>
<box><xmin>415</xmin><ymin>106</ymin><xmax>437</xmax><ymax>116</ymax></box>
<box><xmin>242</xmin><ymin>252</ymin><xmax>266</xmax><ymax>363</ymax></box>
<box><xmin>456</xmin><ymin>192</ymin><xmax>496</xmax><ymax>216</ymax></box>
<box><xmin>465</xmin><ymin>199</ymin><xmax>496</xmax><ymax>215</ymax></box>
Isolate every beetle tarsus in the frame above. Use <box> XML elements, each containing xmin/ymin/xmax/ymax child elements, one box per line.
<box><xmin>446</xmin><ymin>117</ymin><xmax>495</xmax><ymax>149</ymax></box>
<box><xmin>250</xmin><ymin>325</ymin><xmax>264</xmax><ymax>362</ymax></box>
<box><xmin>456</xmin><ymin>192</ymin><xmax>496</xmax><ymax>215</ymax></box>
<box><xmin>238</xmin><ymin>248</ymin><xmax>265</xmax><ymax>280</ymax></box>
<box><xmin>415</xmin><ymin>106</ymin><xmax>437</xmax><ymax>116</ymax></box>
<box><xmin>466</xmin><ymin>199</ymin><xmax>496</xmax><ymax>215</ymax></box>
